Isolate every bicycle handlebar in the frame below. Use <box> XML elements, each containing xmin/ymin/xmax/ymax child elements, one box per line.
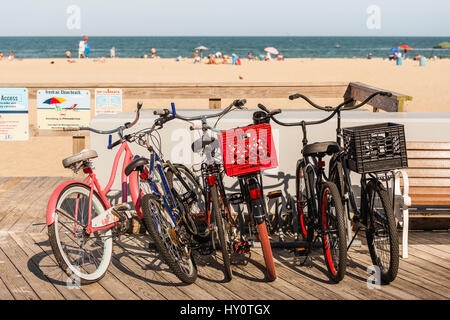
<box><xmin>68</xmin><ymin>101</ymin><xmax>143</xmax><ymax>134</ymax></box>
<box><xmin>175</xmin><ymin>99</ymin><xmax>247</xmax><ymax>122</ymax></box>
<box><xmin>260</xmin><ymin>91</ymin><xmax>391</xmax><ymax>127</ymax></box>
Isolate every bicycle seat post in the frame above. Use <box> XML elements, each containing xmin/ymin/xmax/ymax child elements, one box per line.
<box><xmin>301</xmin><ymin>121</ymin><xmax>308</xmax><ymax>146</ymax></box>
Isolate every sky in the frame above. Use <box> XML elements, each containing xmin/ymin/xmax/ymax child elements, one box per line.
<box><xmin>1</xmin><ymin>0</ymin><xmax>449</xmax><ymax>37</ymax></box>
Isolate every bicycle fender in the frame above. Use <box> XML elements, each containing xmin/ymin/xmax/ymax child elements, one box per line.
<box><xmin>46</xmin><ymin>180</ymin><xmax>92</xmax><ymax>226</ymax></box>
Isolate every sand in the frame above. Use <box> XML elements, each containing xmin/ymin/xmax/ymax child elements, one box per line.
<box><xmin>0</xmin><ymin>57</ymin><xmax>449</xmax><ymax>176</ymax></box>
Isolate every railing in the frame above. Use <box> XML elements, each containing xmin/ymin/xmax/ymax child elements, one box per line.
<box><xmin>3</xmin><ymin>81</ymin><xmax>412</xmax><ymax>154</ymax></box>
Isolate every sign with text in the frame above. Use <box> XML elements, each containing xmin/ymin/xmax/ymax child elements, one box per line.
<box><xmin>0</xmin><ymin>88</ymin><xmax>29</xmax><ymax>141</ymax></box>
<box><xmin>95</xmin><ymin>88</ymin><xmax>122</xmax><ymax>115</ymax></box>
<box><xmin>37</xmin><ymin>89</ymin><xmax>90</xmax><ymax>130</ymax></box>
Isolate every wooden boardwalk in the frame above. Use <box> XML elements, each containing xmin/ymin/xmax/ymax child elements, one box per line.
<box><xmin>0</xmin><ymin>177</ymin><xmax>448</xmax><ymax>300</ymax></box>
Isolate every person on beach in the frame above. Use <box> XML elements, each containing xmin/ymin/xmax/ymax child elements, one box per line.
<box><xmin>247</xmin><ymin>52</ymin><xmax>255</xmax><ymax>60</ymax></box>
<box><xmin>0</xmin><ymin>52</ymin><xmax>4</xmax><ymax>60</ymax></box>
<box><xmin>8</xmin><ymin>51</ymin><xmax>14</xmax><ymax>61</ymax></box>
<box><xmin>78</xmin><ymin>39</ymin><xmax>85</xmax><ymax>58</ymax></box>
<box><xmin>277</xmin><ymin>53</ymin><xmax>284</xmax><ymax>61</ymax></box>
<box><xmin>110</xmin><ymin>47</ymin><xmax>116</xmax><ymax>58</ymax></box>
<box><xmin>151</xmin><ymin>48</ymin><xmax>156</xmax><ymax>58</ymax></box>
<box><xmin>208</xmin><ymin>54</ymin><xmax>216</xmax><ymax>64</ymax></box>
<box><xmin>84</xmin><ymin>37</ymin><xmax>90</xmax><ymax>58</ymax></box>
<box><xmin>66</xmin><ymin>50</ymin><xmax>71</xmax><ymax>59</ymax></box>
<box><xmin>193</xmin><ymin>50</ymin><xmax>200</xmax><ymax>63</ymax></box>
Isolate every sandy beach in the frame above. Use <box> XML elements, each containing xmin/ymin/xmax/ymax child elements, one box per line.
<box><xmin>0</xmin><ymin>57</ymin><xmax>449</xmax><ymax>176</ymax></box>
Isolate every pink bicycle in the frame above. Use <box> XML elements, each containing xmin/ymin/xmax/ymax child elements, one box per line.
<box><xmin>46</xmin><ymin>103</ymin><xmax>146</xmax><ymax>284</ymax></box>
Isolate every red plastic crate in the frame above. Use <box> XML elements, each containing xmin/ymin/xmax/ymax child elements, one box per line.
<box><xmin>218</xmin><ymin>123</ymin><xmax>278</xmax><ymax>177</ymax></box>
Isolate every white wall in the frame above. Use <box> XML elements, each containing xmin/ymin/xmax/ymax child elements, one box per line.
<box><xmin>90</xmin><ymin>109</ymin><xmax>450</xmax><ymax>202</ymax></box>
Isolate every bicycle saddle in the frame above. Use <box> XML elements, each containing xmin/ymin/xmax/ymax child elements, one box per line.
<box><xmin>62</xmin><ymin>149</ymin><xmax>98</xmax><ymax>168</ymax></box>
<box><xmin>125</xmin><ymin>156</ymin><xmax>149</xmax><ymax>176</ymax></box>
<box><xmin>191</xmin><ymin>137</ymin><xmax>218</xmax><ymax>153</ymax></box>
<box><xmin>302</xmin><ymin>141</ymin><xmax>340</xmax><ymax>158</ymax></box>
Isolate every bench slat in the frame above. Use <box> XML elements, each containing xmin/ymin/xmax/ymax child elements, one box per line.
<box><xmin>409</xmin><ymin>187</ymin><xmax>450</xmax><ymax>195</ymax></box>
<box><xmin>411</xmin><ymin>196</ymin><xmax>450</xmax><ymax>206</ymax></box>
<box><xmin>407</xmin><ymin>178</ymin><xmax>450</xmax><ymax>187</ymax></box>
<box><xmin>405</xmin><ymin>169</ymin><xmax>450</xmax><ymax>178</ymax></box>
<box><xmin>407</xmin><ymin>159</ymin><xmax>450</xmax><ymax>168</ymax></box>
<box><xmin>407</xmin><ymin>151</ymin><xmax>450</xmax><ymax>159</ymax></box>
<box><xmin>406</xmin><ymin>142</ymin><xmax>450</xmax><ymax>151</ymax></box>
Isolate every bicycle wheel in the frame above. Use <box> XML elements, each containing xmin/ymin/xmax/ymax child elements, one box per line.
<box><xmin>256</xmin><ymin>221</ymin><xmax>277</xmax><ymax>281</ymax></box>
<box><xmin>210</xmin><ymin>184</ymin><xmax>233</xmax><ymax>281</ymax></box>
<box><xmin>48</xmin><ymin>183</ymin><xmax>113</xmax><ymax>284</ymax></box>
<box><xmin>141</xmin><ymin>193</ymin><xmax>197</xmax><ymax>284</ymax></box>
<box><xmin>165</xmin><ymin>163</ymin><xmax>205</xmax><ymax>235</ymax></box>
<box><xmin>365</xmin><ymin>180</ymin><xmax>399</xmax><ymax>284</ymax></box>
<box><xmin>320</xmin><ymin>181</ymin><xmax>347</xmax><ymax>283</ymax></box>
<box><xmin>296</xmin><ymin>163</ymin><xmax>313</xmax><ymax>242</ymax></box>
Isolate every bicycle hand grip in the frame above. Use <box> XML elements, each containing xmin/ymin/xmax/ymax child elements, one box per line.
<box><xmin>190</xmin><ymin>124</ymin><xmax>203</xmax><ymax>131</ymax></box>
<box><xmin>137</xmin><ymin>101</ymin><xmax>143</xmax><ymax>110</ymax></box>
<box><xmin>270</xmin><ymin>109</ymin><xmax>282</xmax><ymax>116</ymax></box>
<box><xmin>380</xmin><ymin>91</ymin><xmax>393</xmax><ymax>97</ymax></box>
<box><xmin>257</xmin><ymin>104</ymin><xmax>270</xmax><ymax>113</ymax></box>
<box><xmin>108</xmin><ymin>139</ymin><xmax>122</xmax><ymax>150</ymax></box>
<box><xmin>153</xmin><ymin>109</ymin><xmax>167</xmax><ymax>116</ymax></box>
<box><xmin>234</xmin><ymin>99</ymin><xmax>247</xmax><ymax>108</ymax></box>
<box><xmin>289</xmin><ymin>94</ymin><xmax>300</xmax><ymax>100</ymax></box>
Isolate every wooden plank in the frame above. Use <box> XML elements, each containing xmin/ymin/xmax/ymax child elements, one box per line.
<box><xmin>1</xmin><ymin>234</ymin><xmax>64</xmax><ymax>299</ymax></box>
<box><xmin>405</xmin><ymin>169</ymin><xmax>450</xmax><ymax>178</ymax></box>
<box><xmin>118</xmin><ymin>235</ymin><xmax>224</xmax><ymax>300</ymax></box>
<box><xmin>344</xmin><ymin>82</ymin><xmax>412</xmax><ymax>112</ymax></box>
<box><xmin>0</xmin><ymin>276</ymin><xmax>14</xmax><ymax>299</ymax></box>
<box><xmin>29</xmin><ymin>233</ymin><xmax>115</xmax><ymax>300</ymax></box>
<box><xmin>9</xmin><ymin>232</ymin><xmax>94</xmax><ymax>300</ymax></box>
<box><xmin>407</xmin><ymin>178</ymin><xmax>450</xmax><ymax>187</ymax></box>
<box><xmin>407</xmin><ymin>150</ymin><xmax>450</xmax><ymax>159</ymax></box>
<box><xmin>408</xmin><ymin>159</ymin><xmax>450</xmax><ymax>168</ymax></box>
<box><xmin>0</xmin><ymin>242</ymin><xmax>39</xmax><ymax>300</ymax></box>
<box><xmin>410</xmin><ymin>195</ymin><xmax>450</xmax><ymax>206</ymax></box>
<box><xmin>407</xmin><ymin>142</ymin><xmax>450</xmax><ymax>150</ymax></box>
<box><xmin>0</xmin><ymin>177</ymin><xmax>23</xmax><ymax>196</ymax></box>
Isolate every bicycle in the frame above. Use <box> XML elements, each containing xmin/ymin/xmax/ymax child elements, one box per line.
<box><xmin>257</xmin><ymin>102</ymin><xmax>348</xmax><ymax>283</ymax></box>
<box><xmin>289</xmin><ymin>91</ymin><xmax>402</xmax><ymax>284</ymax></box>
<box><xmin>112</xmin><ymin>103</ymin><xmax>198</xmax><ymax>284</ymax></box>
<box><xmin>47</xmin><ymin>102</ymin><xmax>148</xmax><ymax>284</ymax></box>
<box><xmin>175</xmin><ymin>101</ymin><xmax>278</xmax><ymax>281</ymax></box>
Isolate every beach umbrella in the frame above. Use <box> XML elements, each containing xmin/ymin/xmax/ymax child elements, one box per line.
<box><xmin>43</xmin><ymin>97</ymin><xmax>66</xmax><ymax>105</ymax></box>
<box><xmin>264</xmin><ymin>47</ymin><xmax>279</xmax><ymax>55</ymax></box>
<box><xmin>390</xmin><ymin>47</ymin><xmax>400</xmax><ymax>52</ymax></box>
<box><xmin>195</xmin><ymin>46</ymin><xmax>209</xmax><ymax>58</ymax></box>
<box><xmin>398</xmin><ymin>45</ymin><xmax>413</xmax><ymax>50</ymax></box>
<box><xmin>44</xmin><ymin>97</ymin><xmax>66</xmax><ymax>112</ymax></box>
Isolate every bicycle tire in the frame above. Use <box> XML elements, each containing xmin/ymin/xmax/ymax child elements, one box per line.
<box><xmin>141</xmin><ymin>193</ymin><xmax>198</xmax><ymax>284</ymax></box>
<box><xmin>320</xmin><ymin>181</ymin><xmax>347</xmax><ymax>283</ymax></box>
<box><xmin>165</xmin><ymin>163</ymin><xmax>205</xmax><ymax>235</ymax></box>
<box><xmin>295</xmin><ymin>163</ymin><xmax>314</xmax><ymax>242</ymax></box>
<box><xmin>210</xmin><ymin>184</ymin><xmax>233</xmax><ymax>281</ymax></box>
<box><xmin>257</xmin><ymin>221</ymin><xmax>277</xmax><ymax>281</ymax></box>
<box><xmin>48</xmin><ymin>183</ymin><xmax>113</xmax><ymax>284</ymax></box>
<box><xmin>365</xmin><ymin>180</ymin><xmax>399</xmax><ymax>284</ymax></box>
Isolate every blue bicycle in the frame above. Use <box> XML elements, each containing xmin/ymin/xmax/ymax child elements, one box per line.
<box><xmin>124</xmin><ymin>103</ymin><xmax>198</xmax><ymax>284</ymax></box>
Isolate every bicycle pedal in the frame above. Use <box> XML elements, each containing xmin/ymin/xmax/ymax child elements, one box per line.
<box><xmin>233</xmin><ymin>241</ymin><xmax>251</xmax><ymax>255</ymax></box>
<box><xmin>293</xmin><ymin>247</ymin><xmax>309</xmax><ymax>257</ymax></box>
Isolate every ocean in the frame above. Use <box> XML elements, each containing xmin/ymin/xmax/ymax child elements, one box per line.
<box><xmin>0</xmin><ymin>36</ymin><xmax>449</xmax><ymax>59</ymax></box>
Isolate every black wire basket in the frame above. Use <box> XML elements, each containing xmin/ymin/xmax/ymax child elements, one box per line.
<box><xmin>343</xmin><ymin>122</ymin><xmax>408</xmax><ymax>173</ymax></box>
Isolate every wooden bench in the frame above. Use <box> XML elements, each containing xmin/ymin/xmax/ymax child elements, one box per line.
<box><xmin>403</xmin><ymin>141</ymin><xmax>450</xmax><ymax>230</ymax></box>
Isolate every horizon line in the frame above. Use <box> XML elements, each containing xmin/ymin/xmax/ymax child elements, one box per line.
<box><xmin>0</xmin><ymin>35</ymin><xmax>449</xmax><ymax>38</ymax></box>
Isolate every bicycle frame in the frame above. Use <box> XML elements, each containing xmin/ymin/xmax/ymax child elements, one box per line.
<box><xmin>46</xmin><ymin>140</ymin><xmax>140</xmax><ymax>234</ymax></box>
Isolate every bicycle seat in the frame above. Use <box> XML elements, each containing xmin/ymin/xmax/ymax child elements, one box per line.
<box><xmin>125</xmin><ymin>156</ymin><xmax>149</xmax><ymax>176</ymax></box>
<box><xmin>302</xmin><ymin>141</ymin><xmax>340</xmax><ymax>158</ymax></box>
<box><xmin>191</xmin><ymin>137</ymin><xmax>218</xmax><ymax>153</ymax></box>
<box><xmin>62</xmin><ymin>149</ymin><xmax>98</xmax><ymax>168</ymax></box>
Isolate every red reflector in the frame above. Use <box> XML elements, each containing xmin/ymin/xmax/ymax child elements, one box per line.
<box><xmin>207</xmin><ymin>175</ymin><xmax>216</xmax><ymax>186</ymax></box>
<box><xmin>83</xmin><ymin>167</ymin><xmax>92</xmax><ymax>174</ymax></box>
<box><xmin>140</xmin><ymin>172</ymin><xmax>148</xmax><ymax>179</ymax></box>
<box><xmin>249</xmin><ymin>188</ymin><xmax>261</xmax><ymax>199</ymax></box>
<box><xmin>318</xmin><ymin>161</ymin><xmax>325</xmax><ymax>168</ymax></box>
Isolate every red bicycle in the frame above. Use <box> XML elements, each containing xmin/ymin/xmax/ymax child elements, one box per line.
<box><xmin>46</xmin><ymin>103</ymin><xmax>148</xmax><ymax>284</ymax></box>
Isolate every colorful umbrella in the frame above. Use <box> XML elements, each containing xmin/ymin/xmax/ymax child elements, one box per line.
<box><xmin>398</xmin><ymin>45</ymin><xmax>413</xmax><ymax>50</ymax></box>
<box><xmin>195</xmin><ymin>46</ymin><xmax>208</xmax><ymax>58</ymax></box>
<box><xmin>390</xmin><ymin>47</ymin><xmax>400</xmax><ymax>52</ymax></box>
<box><xmin>43</xmin><ymin>97</ymin><xmax>66</xmax><ymax>105</ymax></box>
<box><xmin>264</xmin><ymin>47</ymin><xmax>279</xmax><ymax>55</ymax></box>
